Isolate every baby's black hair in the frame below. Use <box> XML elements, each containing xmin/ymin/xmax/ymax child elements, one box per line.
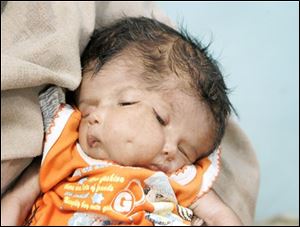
<box><xmin>81</xmin><ymin>17</ymin><xmax>236</xmax><ymax>153</ymax></box>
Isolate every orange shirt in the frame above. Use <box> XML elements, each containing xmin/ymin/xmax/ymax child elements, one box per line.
<box><xmin>28</xmin><ymin>104</ymin><xmax>220</xmax><ymax>226</ymax></box>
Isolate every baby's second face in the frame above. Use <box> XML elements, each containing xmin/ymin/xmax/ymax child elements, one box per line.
<box><xmin>78</xmin><ymin>59</ymin><xmax>215</xmax><ymax>174</ymax></box>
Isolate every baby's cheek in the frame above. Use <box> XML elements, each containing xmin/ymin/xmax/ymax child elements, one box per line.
<box><xmin>105</xmin><ymin>107</ymin><xmax>164</xmax><ymax>162</ymax></box>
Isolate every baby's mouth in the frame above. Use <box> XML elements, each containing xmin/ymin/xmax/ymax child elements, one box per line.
<box><xmin>148</xmin><ymin>164</ymin><xmax>171</xmax><ymax>174</ymax></box>
<box><xmin>87</xmin><ymin>135</ymin><xmax>101</xmax><ymax>148</ymax></box>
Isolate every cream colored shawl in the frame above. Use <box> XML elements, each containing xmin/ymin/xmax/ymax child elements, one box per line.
<box><xmin>1</xmin><ymin>2</ymin><xmax>259</xmax><ymax>225</ymax></box>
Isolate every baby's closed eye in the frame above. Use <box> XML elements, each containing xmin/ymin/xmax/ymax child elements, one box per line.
<box><xmin>118</xmin><ymin>101</ymin><xmax>140</xmax><ymax>106</ymax></box>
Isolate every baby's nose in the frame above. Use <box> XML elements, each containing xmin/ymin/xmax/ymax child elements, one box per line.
<box><xmin>88</xmin><ymin>112</ymin><xmax>102</xmax><ymax>125</ymax></box>
<box><xmin>162</xmin><ymin>145</ymin><xmax>177</xmax><ymax>161</ymax></box>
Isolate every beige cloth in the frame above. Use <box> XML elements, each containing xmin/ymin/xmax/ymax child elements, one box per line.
<box><xmin>217</xmin><ymin>119</ymin><xmax>260</xmax><ymax>225</ymax></box>
<box><xmin>1</xmin><ymin>1</ymin><xmax>259</xmax><ymax>225</ymax></box>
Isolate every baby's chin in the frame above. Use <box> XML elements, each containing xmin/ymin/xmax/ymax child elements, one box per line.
<box><xmin>79</xmin><ymin>141</ymin><xmax>107</xmax><ymax>160</ymax></box>
<box><xmin>142</xmin><ymin>164</ymin><xmax>174</xmax><ymax>175</ymax></box>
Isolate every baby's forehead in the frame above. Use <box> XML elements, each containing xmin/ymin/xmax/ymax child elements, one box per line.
<box><xmin>82</xmin><ymin>53</ymin><xmax>199</xmax><ymax>103</ymax></box>
<box><xmin>101</xmin><ymin>49</ymin><xmax>194</xmax><ymax>87</ymax></box>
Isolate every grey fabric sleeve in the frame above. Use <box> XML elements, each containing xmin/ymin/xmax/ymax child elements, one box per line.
<box><xmin>38</xmin><ymin>86</ymin><xmax>66</xmax><ymax>133</ymax></box>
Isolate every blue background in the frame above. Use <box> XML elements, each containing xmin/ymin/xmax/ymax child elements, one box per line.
<box><xmin>157</xmin><ymin>1</ymin><xmax>299</xmax><ymax>221</ymax></box>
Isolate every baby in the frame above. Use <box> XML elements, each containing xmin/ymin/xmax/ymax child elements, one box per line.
<box><xmin>1</xmin><ymin>17</ymin><xmax>241</xmax><ymax>226</ymax></box>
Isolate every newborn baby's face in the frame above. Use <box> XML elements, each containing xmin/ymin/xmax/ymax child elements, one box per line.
<box><xmin>78</xmin><ymin>58</ymin><xmax>215</xmax><ymax>174</ymax></box>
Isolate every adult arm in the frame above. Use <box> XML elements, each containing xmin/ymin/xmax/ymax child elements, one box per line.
<box><xmin>191</xmin><ymin>190</ymin><xmax>243</xmax><ymax>226</ymax></box>
<box><xmin>1</xmin><ymin>159</ymin><xmax>40</xmax><ymax>226</ymax></box>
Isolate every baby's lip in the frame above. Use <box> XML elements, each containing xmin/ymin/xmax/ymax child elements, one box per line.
<box><xmin>148</xmin><ymin>164</ymin><xmax>171</xmax><ymax>174</ymax></box>
<box><xmin>87</xmin><ymin>135</ymin><xmax>101</xmax><ymax>148</ymax></box>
